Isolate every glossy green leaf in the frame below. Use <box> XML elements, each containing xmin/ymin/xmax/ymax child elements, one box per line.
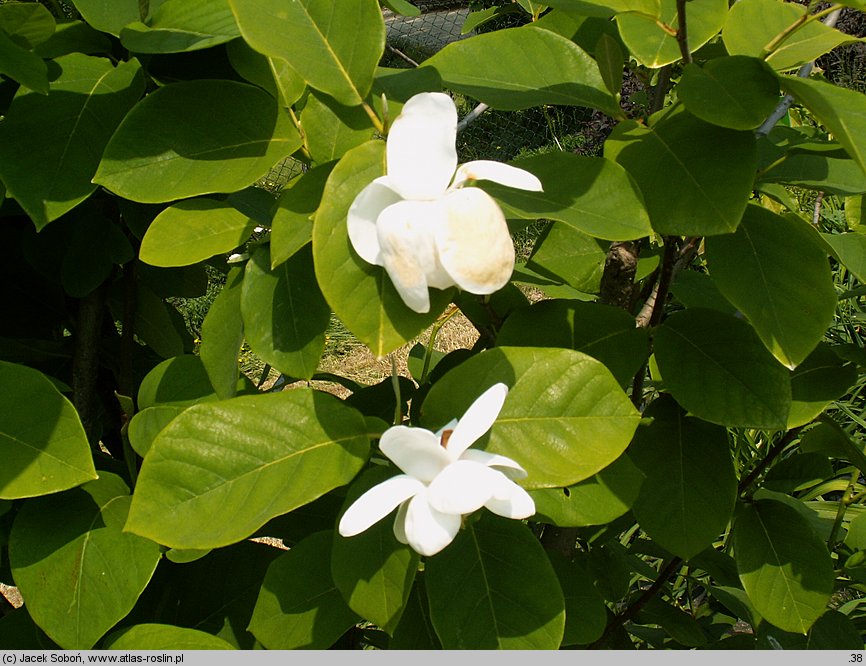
<box><xmin>629</xmin><ymin>397</ymin><xmax>737</xmax><ymax>560</ymax></box>
<box><xmin>781</xmin><ymin>75</ymin><xmax>866</xmax><ymax>177</ymax></box>
<box><xmin>824</xmin><ymin>231</ymin><xmax>866</xmax><ymax>282</ymax></box>
<box><xmin>670</xmin><ymin>269</ymin><xmax>737</xmax><ymax>315</ymax></box>
<box><xmin>615</xmin><ymin>0</ymin><xmax>727</xmax><ymax>68</ymax></box>
<box><xmin>33</xmin><ymin>19</ymin><xmax>112</xmax><ymax>58</ymax></box>
<box><xmin>226</xmin><ymin>38</ymin><xmax>304</xmax><ymax>107</ymax></box>
<box><xmin>139</xmin><ymin>198</ymin><xmax>255</xmax><ymax>267</ymax></box>
<box><xmin>0</xmin><ymin>2</ymin><xmax>55</xmax><ymax>48</ymax></box>
<box><xmin>301</xmin><ymin>91</ymin><xmax>375</xmax><ymax>164</ymax></box>
<box><xmin>0</xmin><ymin>360</ymin><xmax>96</xmax><ymax>499</ymax></box>
<box><xmin>706</xmin><ymin>205</ymin><xmax>836</xmax><ymax>369</ymax></box>
<box><xmin>200</xmin><ymin>267</ymin><xmax>244</xmax><ymax>400</ymax></box>
<box><xmin>382</xmin><ymin>0</ymin><xmax>421</xmax><ymax>16</ymax></box>
<box><xmin>531</xmin><ymin>453</ymin><xmax>644</xmax><ymax>527</ymax></box>
<box><xmin>606</xmin><ymin>109</ymin><xmax>756</xmax><ymax>236</ymax></box>
<box><xmin>654</xmin><ymin>308</ymin><xmax>792</xmax><ymax>429</ymax></box>
<box><xmin>547</xmin><ymin>553</ymin><xmax>606</xmax><ymax>646</ymax></box>
<box><xmin>138</xmin><ymin>354</ymin><xmax>246</xmax><ymax>409</ymax></box>
<box><xmin>104</xmin><ymin>624</ymin><xmax>234</xmax><ymax>649</ymax></box>
<box><xmin>723</xmin><ymin>0</ymin><xmax>860</xmax><ymax>71</ymax></box>
<box><xmin>271</xmin><ymin>163</ymin><xmax>334</xmax><ymax>268</ymax></box>
<box><xmin>497</xmin><ymin>299</ymin><xmax>650</xmax><ymax>387</ymax></box>
<box><xmin>127</xmin><ymin>404</ymin><xmax>187</xmax><ymax>457</ymax></box>
<box><xmin>764</xmin><ymin>610</ymin><xmax>866</xmax><ymax>649</ymax></box>
<box><xmin>759</xmin><ymin>153</ymin><xmax>866</xmax><ymax>195</ymax></box>
<box><xmin>0</xmin><ymin>54</ymin><xmax>143</xmax><ymax>229</ymax></box>
<box><xmin>678</xmin><ymin>57</ymin><xmax>780</xmax><ymax>130</ymax></box>
<box><xmin>71</xmin><ymin>0</ymin><xmax>166</xmax><ymax>36</ymax></box>
<box><xmin>132</xmin><ymin>284</ymin><xmax>188</xmax><ymax>359</ymax></box>
<box><xmin>734</xmin><ymin>499</ymin><xmax>834</xmax><ymax>634</ymax></box>
<box><xmin>119</xmin><ymin>0</ymin><xmax>239</xmax><ymax>53</ymax></box>
<box><xmin>249</xmin><ymin>531</ymin><xmax>359</xmax><ymax>649</ymax></box>
<box><xmin>331</xmin><ymin>467</ymin><xmax>419</xmax><ymax>634</ymax></box>
<box><xmin>788</xmin><ymin>343</ymin><xmax>857</xmax><ymax>428</ymax></box>
<box><xmin>595</xmin><ymin>32</ymin><xmax>624</xmax><ymax>95</ymax></box>
<box><xmin>9</xmin><ymin>474</ymin><xmax>161</xmax><ymax>649</ymax></box>
<box><xmin>543</xmin><ymin>0</ymin><xmax>660</xmax><ymax>16</ymax></box>
<box><xmin>229</xmin><ymin>0</ymin><xmax>384</xmax><ymax>106</ymax></box>
<box><xmin>422</xmin><ymin>346</ymin><xmax>641</xmax><ymax>488</ymax></box>
<box><xmin>763</xmin><ymin>452</ymin><xmax>832</xmax><ymax>494</ymax></box>
<box><xmin>425</xmin><ymin>25</ymin><xmax>618</xmax><ymax>115</ymax></box>
<box><xmin>126</xmin><ymin>389</ymin><xmax>370</xmax><ymax>549</ymax></box>
<box><xmin>94</xmin><ymin>80</ymin><xmax>301</xmax><ymax>203</ymax></box>
<box><xmin>845</xmin><ymin>195</ymin><xmax>865</xmax><ymax>230</ymax></box>
<box><xmin>242</xmin><ymin>244</ymin><xmax>329</xmax><ymax>380</ymax></box>
<box><xmin>425</xmin><ymin>514</ymin><xmax>565</xmax><ymax>649</ymax></box>
<box><xmin>486</xmin><ymin>152</ymin><xmax>651</xmax><ymax>241</ymax></box>
<box><xmin>525</xmin><ymin>223</ymin><xmax>607</xmax><ymax>293</ymax></box>
<box><xmin>0</xmin><ymin>27</ymin><xmax>48</xmax><ymax>93</ymax></box>
<box><xmin>312</xmin><ymin>140</ymin><xmax>451</xmax><ymax>356</ymax></box>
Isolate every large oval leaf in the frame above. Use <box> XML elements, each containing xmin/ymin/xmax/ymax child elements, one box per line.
<box><xmin>94</xmin><ymin>79</ymin><xmax>301</xmax><ymax>203</ymax></box>
<box><xmin>425</xmin><ymin>25</ymin><xmax>618</xmax><ymax>115</ymax></box>
<box><xmin>199</xmin><ymin>267</ymin><xmax>245</xmax><ymax>400</ymax></box>
<box><xmin>653</xmin><ymin>308</ymin><xmax>791</xmax><ymax>429</ymax></box>
<box><xmin>0</xmin><ymin>54</ymin><xmax>144</xmax><ymax>229</ymax></box>
<box><xmin>104</xmin><ymin>624</ymin><xmax>234</xmax><ymax>649</ymax></box>
<box><xmin>70</xmin><ymin>0</ymin><xmax>166</xmax><ymax>36</ymax></box>
<box><xmin>125</xmin><ymin>389</ymin><xmax>370</xmax><ymax>549</ymax></box>
<box><xmin>425</xmin><ymin>514</ymin><xmax>564</xmax><ymax>649</ymax></box>
<box><xmin>0</xmin><ymin>360</ymin><xmax>97</xmax><ymax>499</ymax></box>
<box><xmin>485</xmin><ymin>152</ymin><xmax>651</xmax><ymax>241</ymax></box>
<box><xmin>119</xmin><ymin>0</ymin><xmax>239</xmax><ymax>54</ymax></box>
<box><xmin>9</xmin><ymin>474</ymin><xmax>161</xmax><ymax>649</ymax></box>
<box><xmin>311</xmin><ymin>140</ymin><xmax>451</xmax><ymax>356</ymax></box>
<box><xmin>229</xmin><ymin>0</ymin><xmax>384</xmax><ymax>106</ymax></box>
<box><xmin>421</xmin><ymin>346</ymin><xmax>641</xmax><ymax>488</ymax></box>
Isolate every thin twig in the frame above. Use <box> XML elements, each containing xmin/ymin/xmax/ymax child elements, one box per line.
<box><xmin>812</xmin><ymin>191</ymin><xmax>825</xmax><ymax>227</ymax></box>
<box><xmin>675</xmin><ymin>0</ymin><xmax>692</xmax><ymax>64</ymax></box>
<box><xmin>457</xmin><ymin>102</ymin><xmax>489</xmax><ymax>133</ymax></box>
<box><xmin>737</xmin><ymin>427</ymin><xmax>804</xmax><ymax>497</ymax></box>
<box><xmin>386</xmin><ymin>43</ymin><xmax>420</xmax><ymax>68</ymax></box>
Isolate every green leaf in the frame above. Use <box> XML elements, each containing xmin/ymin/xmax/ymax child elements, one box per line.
<box><xmin>382</xmin><ymin>0</ymin><xmax>421</xmax><ymax>16</ymax></box>
<box><xmin>126</xmin><ymin>389</ymin><xmax>369</xmax><ymax>549</ymax></box>
<box><xmin>606</xmin><ymin>109</ymin><xmax>756</xmax><ymax>236</ymax></box>
<box><xmin>653</xmin><ymin>308</ymin><xmax>792</xmax><ymax>429</ymax></box>
<box><xmin>312</xmin><ymin>140</ymin><xmax>452</xmax><ymax>356</ymax></box>
<box><xmin>723</xmin><ymin>0</ymin><xmax>860</xmax><ymax>71</ymax></box>
<box><xmin>127</xmin><ymin>404</ymin><xmax>186</xmax><ymax>457</ymax></box>
<box><xmin>226</xmin><ymin>39</ymin><xmax>305</xmax><ymax>107</ymax></box>
<box><xmin>615</xmin><ymin>0</ymin><xmax>727</xmax><ymax>68</ymax></box>
<box><xmin>139</xmin><ymin>198</ymin><xmax>254</xmax><ymax>267</ymax></box>
<box><xmin>763</xmin><ymin>452</ymin><xmax>832</xmax><ymax>494</ymax></box>
<box><xmin>485</xmin><ymin>152</ymin><xmax>651</xmax><ymax>241</ymax></box>
<box><xmin>670</xmin><ymin>269</ymin><xmax>737</xmax><ymax>315</ymax></box>
<box><xmin>138</xmin><ymin>354</ymin><xmax>245</xmax><ymax>409</ymax></box>
<box><xmin>9</xmin><ymin>474</ymin><xmax>161</xmax><ymax>649</ymax></box>
<box><xmin>547</xmin><ymin>552</ymin><xmax>606</xmax><ymax>646</ymax></box>
<box><xmin>331</xmin><ymin>467</ymin><xmax>419</xmax><ymax>634</ymax></box>
<box><xmin>638</xmin><ymin>598</ymin><xmax>707</xmax><ymax>647</ymax></box>
<box><xmin>119</xmin><ymin>0</ymin><xmax>239</xmax><ymax>53</ymax></box>
<box><xmin>629</xmin><ymin>397</ymin><xmax>737</xmax><ymax>560</ymax></box>
<box><xmin>228</xmin><ymin>0</ymin><xmax>384</xmax><ymax>106</ymax></box>
<box><xmin>33</xmin><ymin>19</ymin><xmax>112</xmax><ymax>58</ymax></box>
<box><xmin>271</xmin><ymin>163</ymin><xmax>335</xmax><ymax>268</ymax></box>
<box><xmin>249</xmin><ymin>531</ymin><xmax>360</xmax><ymax>649</ymax></box>
<box><xmin>0</xmin><ymin>2</ymin><xmax>55</xmax><ymax>48</ymax></box>
<box><xmin>781</xmin><ymin>75</ymin><xmax>866</xmax><ymax>178</ymax></box>
<box><xmin>824</xmin><ymin>231</ymin><xmax>866</xmax><ymax>283</ymax></box>
<box><xmin>0</xmin><ymin>360</ymin><xmax>96</xmax><ymax>499</ymax></box>
<box><xmin>595</xmin><ymin>32</ymin><xmax>624</xmax><ymax>95</ymax></box>
<box><xmin>544</xmin><ymin>0</ymin><xmax>660</xmax><ymax>15</ymax></box>
<box><xmin>678</xmin><ymin>57</ymin><xmax>780</xmax><ymax>130</ymax></box>
<box><xmin>94</xmin><ymin>79</ymin><xmax>301</xmax><ymax>203</ymax></box>
<box><xmin>70</xmin><ymin>0</ymin><xmax>166</xmax><ymax>36</ymax></box>
<box><xmin>845</xmin><ymin>195</ymin><xmax>865</xmax><ymax>230</ymax></box>
<box><xmin>241</xmin><ymin>244</ymin><xmax>329</xmax><ymax>380</ymax></box>
<box><xmin>104</xmin><ymin>624</ymin><xmax>234</xmax><ymax>649</ymax></box>
<box><xmin>530</xmin><ymin>453</ymin><xmax>644</xmax><ymax>527</ymax></box>
<box><xmin>425</xmin><ymin>514</ymin><xmax>565</xmax><ymax>649</ymax></box>
<box><xmin>389</xmin><ymin>577</ymin><xmax>441</xmax><ymax>649</ymax></box>
<box><xmin>497</xmin><ymin>299</ymin><xmax>650</xmax><ymax>387</ymax></box>
<box><xmin>525</xmin><ymin>223</ymin><xmax>607</xmax><ymax>293</ymax></box>
<box><xmin>301</xmin><ymin>91</ymin><xmax>375</xmax><ymax>164</ymax></box>
<box><xmin>425</xmin><ymin>25</ymin><xmax>618</xmax><ymax>115</ymax></box>
<box><xmin>422</xmin><ymin>346</ymin><xmax>641</xmax><ymax>488</ymax></box>
<box><xmin>200</xmin><ymin>267</ymin><xmax>245</xmax><ymax>401</ymax></box>
<box><xmin>0</xmin><ymin>54</ymin><xmax>143</xmax><ymax>229</ymax></box>
<box><xmin>0</xmin><ymin>27</ymin><xmax>48</xmax><ymax>94</ymax></box>
<box><xmin>734</xmin><ymin>499</ymin><xmax>834</xmax><ymax>634</ymax></box>
<box><xmin>706</xmin><ymin>205</ymin><xmax>837</xmax><ymax>369</ymax></box>
<box><xmin>132</xmin><ymin>284</ymin><xmax>187</xmax><ymax>359</ymax></box>
<box><xmin>788</xmin><ymin>343</ymin><xmax>857</xmax><ymax>428</ymax></box>
<box><xmin>759</xmin><ymin>153</ymin><xmax>866</xmax><ymax>196</ymax></box>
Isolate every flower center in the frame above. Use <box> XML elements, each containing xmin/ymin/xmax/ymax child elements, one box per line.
<box><xmin>439</xmin><ymin>429</ymin><xmax>454</xmax><ymax>449</ymax></box>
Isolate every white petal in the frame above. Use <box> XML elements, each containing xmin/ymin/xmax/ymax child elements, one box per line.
<box><xmin>445</xmin><ymin>382</ymin><xmax>508</xmax><ymax>459</ymax></box>
<box><xmin>386</xmin><ymin>92</ymin><xmax>458</xmax><ymax>201</ymax></box>
<box><xmin>347</xmin><ymin>177</ymin><xmax>403</xmax><ymax>266</ymax></box>
<box><xmin>452</xmin><ymin>160</ymin><xmax>543</xmax><ymax>192</ymax></box>
<box><xmin>484</xmin><ymin>480</ymin><xmax>536</xmax><ymax>520</ymax></box>
<box><xmin>434</xmin><ymin>418</ymin><xmax>459</xmax><ymax>438</ymax></box>
<box><xmin>403</xmin><ymin>489</ymin><xmax>462</xmax><ymax>557</ymax></box>
<box><xmin>393</xmin><ymin>501</ymin><xmax>410</xmax><ymax>544</ymax></box>
<box><xmin>338</xmin><ymin>475</ymin><xmax>425</xmax><ymax>537</ymax></box>
<box><xmin>434</xmin><ymin>188</ymin><xmax>515</xmax><ymax>295</ymax></box>
<box><xmin>380</xmin><ymin>425</ymin><xmax>451</xmax><ymax>483</ymax></box>
<box><xmin>377</xmin><ymin>199</ymin><xmax>450</xmax><ymax>313</ymax></box>
<box><xmin>426</xmin><ymin>460</ymin><xmax>505</xmax><ymax>515</ymax></box>
<box><xmin>460</xmin><ymin>448</ymin><xmax>528</xmax><ymax>480</ymax></box>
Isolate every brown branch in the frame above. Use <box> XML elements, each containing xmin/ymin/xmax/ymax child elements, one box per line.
<box><xmin>675</xmin><ymin>0</ymin><xmax>692</xmax><ymax>64</ymax></box>
<box><xmin>72</xmin><ymin>286</ymin><xmax>106</xmax><ymax>445</ymax></box>
<box><xmin>600</xmin><ymin>241</ymin><xmax>641</xmax><ymax>311</ymax></box>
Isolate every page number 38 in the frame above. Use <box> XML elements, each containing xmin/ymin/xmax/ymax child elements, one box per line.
<box><xmin>851</xmin><ymin>654</ymin><xmax>863</xmax><ymax>662</ymax></box>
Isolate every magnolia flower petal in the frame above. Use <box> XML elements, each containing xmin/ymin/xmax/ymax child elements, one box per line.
<box><xmin>338</xmin><ymin>475</ymin><xmax>425</xmax><ymax>537</ymax></box>
<box><xmin>435</xmin><ymin>188</ymin><xmax>515</xmax><ymax>295</ymax></box>
<box><xmin>434</xmin><ymin>418</ymin><xmax>459</xmax><ymax>438</ymax></box>
<box><xmin>380</xmin><ymin>425</ymin><xmax>452</xmax><ymax>483</ymax></box>
<box><xmin>393</xmin><ymin>501</ymin><xmax>410</xmax><ymax>544</ymax></box>
<box><xmin>445</xmin><ymin>382</ymin><xmax>508</xmax><ymax>459</ymax></box>
<box><xmin>426</xmin><ymin>460</ymin><xmax>506</xmax><ymax>515</ymax></box>
<box><xmin>460</xmin><ymin>448</ymin><xmax>528</xmax><ymax>480</ymax></box>
<box><xmin>347</xmin><ymin>177</ymin><xmax>403</xmax><ymax>266</ymax></box>
<box><xmin>403</xmin><ymin>489</ymin><xmax>462</xmax><ymax>557</ymax></box>
<box><xmin>452</xmin><ymin>160</ymin><xmax>543</xmax><ymax>192</ymax></box>
<box><xmin>484</xmin><ymin>479</ymin><xmax>536</xmax><ymax>520</ymax></box>
<box><xmin>386</xmin><ymin>92</ymin><xmax>458</xmax><ymax>201</ymax></box>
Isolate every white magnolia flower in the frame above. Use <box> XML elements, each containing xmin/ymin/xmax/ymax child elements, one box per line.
<box><xmin>347</xmin><ymin>92</ymin><xmax>543</xmax><ymax>314</ymax></box>
<box><xmin>338</xmin><ymin>383</ymin><xmax>535</xmax><ymax>556</ymax></box>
